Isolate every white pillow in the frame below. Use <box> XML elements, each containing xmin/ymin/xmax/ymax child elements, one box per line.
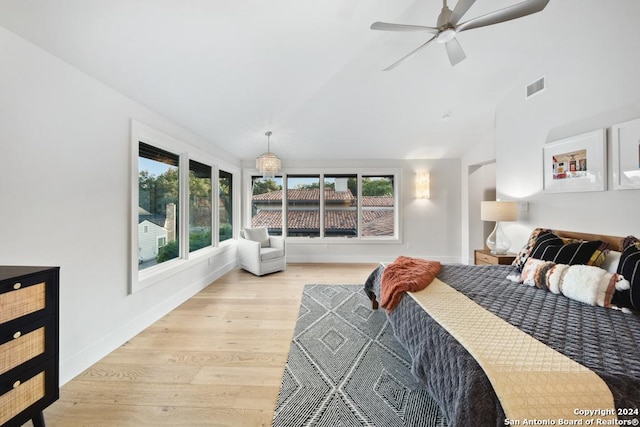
<box><xmin>243</xmin><ymin>227</ymin><xmax>271</xmax><ymax>248</ymax></box>
<box><xmin>600</xmin><ymin>250</ymin><xmax>621</xmax><ymax>273</ymax></box>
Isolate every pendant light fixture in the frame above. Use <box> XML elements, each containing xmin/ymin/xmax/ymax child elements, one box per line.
<box><xmin>256</xmin><ymin>131</ymin><xmax>281</xmax><ymax>179</ymax></box>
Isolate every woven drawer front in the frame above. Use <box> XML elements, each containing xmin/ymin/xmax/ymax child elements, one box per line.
<box><xmin>0</xmin><ymin>328</ymin><xmax>45</xmax><ymax>376</ymax></box>
<box><xmin>0</xmin><ymin>283</ymin><xmax>46</xmax><ymax>325</ymax></box>
<box><xmin>0</xmin><ymin>371</ymin><xmax>45</xmax><ymax>426</ymax></box>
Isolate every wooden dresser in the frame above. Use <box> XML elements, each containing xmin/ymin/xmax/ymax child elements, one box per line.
<box><xmin>0</xmin><ymin>266</ymin><xmax>59</xmax><ymax>427</ymax></box>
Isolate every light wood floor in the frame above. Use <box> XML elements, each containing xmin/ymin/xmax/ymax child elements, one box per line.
<box><xmin>39</xmin><ymin>263</ymin><xmax>377</xmax><ymax>427</ymax></box>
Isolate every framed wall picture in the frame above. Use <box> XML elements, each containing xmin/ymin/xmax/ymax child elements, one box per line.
<box><xmin>543</xmin><ymin>129</ymin><xmax>606</xmax><ymax>193</ymax></box>
<box><xmin>611</xmin><ymin>117</ymin><xmax>640</xmax><ymax>190</ymax></box>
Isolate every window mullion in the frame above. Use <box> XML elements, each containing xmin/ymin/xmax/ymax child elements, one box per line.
<box><xmin>179</xmin><ymin>153</ymin><xmax>189</xmax><ymax>259</ymax></box>
<box><xmin>212</xmin><ymin>166</ymin><xmax>219</xmax><ymax>247</ymax></box>
<box><xmin>282</xmin><ymin>175</ymin><xmax>287</xmax><ymax>238</ymax></box>
<box><xmin>319</xmin><ymin>173</ymin><xmax>325</xmax><ymax>238</ymax></box>
<box><xmin>357</xmin><ymin>173</ymin><xmax>363</xmax><ymax>238</ymax></box>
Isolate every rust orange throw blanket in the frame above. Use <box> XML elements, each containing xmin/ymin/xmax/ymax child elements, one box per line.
<box><xmin>381</xmin><ymin>256</ymin><xmax>441</xmax><ymax>312</ymax></box>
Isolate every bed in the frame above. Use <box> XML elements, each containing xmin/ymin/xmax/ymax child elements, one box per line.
<box><xmin>364</xmin><ymin>229</ymin><xmax>640</xmax><ymax>427</ymax></box>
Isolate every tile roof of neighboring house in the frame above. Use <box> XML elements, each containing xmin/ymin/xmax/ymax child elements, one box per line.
<box><xmin>252</xmin><ymin>189</ymin><xmax>393</xmax><ymax>206</ymax></box>
<box><xmin>361</xmin><ymin>196</ymin><xmax>394</xmax><ymax>207</ymax></box>
<box><xmin>251</xmin><ymin>210</ymin><xmax>394</xmax><ymax>236</ymax></box>
<box><xmin>361</xmin><ymin>211</ymin><xmax>395</xmax><ymax>236</ymax></box>
<box><xmin>252</xmin><ymin>188</ymin><xmax>353</xmax><ymax>202</ymax></box>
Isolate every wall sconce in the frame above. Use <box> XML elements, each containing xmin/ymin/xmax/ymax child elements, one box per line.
<box><xmin>416</xmin><ymin>172</ymin><xmax>430</xmax><ymax>199</ymax></box>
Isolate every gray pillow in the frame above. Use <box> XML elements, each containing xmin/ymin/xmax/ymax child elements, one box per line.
<box><xmin>243</xmin><ymin>227</ymin><xmax>270</xmax><ymax>248</ymax></box>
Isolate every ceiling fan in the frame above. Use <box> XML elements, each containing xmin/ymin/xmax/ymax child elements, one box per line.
<box><xmin>371</xmin><ymin>0</ymin><xmax>550</xmax><ymax>70</ymax></box>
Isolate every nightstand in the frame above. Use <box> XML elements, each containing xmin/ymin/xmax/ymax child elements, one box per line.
<box><xmin>474</xmin><ymin>249</ymin><xmax>516</xmax><ymax>266</ymax></box>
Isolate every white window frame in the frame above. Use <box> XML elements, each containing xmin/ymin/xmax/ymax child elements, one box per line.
<box><xmin>130</xmin><ymin>120</ymin><xmax>240</xmax><ymax>293</ymax></box>
<box><xmin>243</xmin><ymin>167</ymin><xmax>401</xmax><ymax>243</ymax></box>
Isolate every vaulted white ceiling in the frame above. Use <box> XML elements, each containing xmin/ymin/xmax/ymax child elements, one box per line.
<box><xmin>0</xmin><ymin>1</ymin><xmax>593</xmax><ymax>161</ymax></box>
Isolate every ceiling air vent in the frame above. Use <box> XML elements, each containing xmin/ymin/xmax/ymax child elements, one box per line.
<box><xmin>526</xmin><ymin>76</ymin><xmax>546</xmax><ymax>99</ymax></box>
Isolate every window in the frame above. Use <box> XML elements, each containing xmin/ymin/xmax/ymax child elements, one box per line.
<box><xmin>324</xmin><ymin>175</ymin><xmax>357</xmax><ymax>237</ymax></box>
<box><xmin>247</xmin><ymin>171</ymin><xmax>398</xmax><ymax>240</ymax></box>
<box><xmin>251</xmin><ymin>176</ymin><xmax>283</xmax><ymax>235</ymax></box>
<box><xmin>361</xmin><ymin>175</ymin><xmax>395</xmax><ymax>238</ymax></box>
<box><xmin>219</xmin><ymin>170</ymin><xmax>233</xmax><ymax>242</ymax></box>
<box><xmin>189</xmin><ymin>160</ymin><xmax>212</xmax><ymax>252</ymax></box>
<box><xmin>287</xmin><ymin>175</ymin><xmax>320</xmax><ymax>237</ymax></box>
<box><xmin>132</xmin><ymin>122</ymin><xmax>241</xmax><ymax>293</ymax></box>
<box><xmin>138</xmin><ymin>142</ymin><xmax>180</xmax><ymax>269</ymax></box>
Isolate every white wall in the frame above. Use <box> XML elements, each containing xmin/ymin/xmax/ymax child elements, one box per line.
<box><xmin>467</xmin><ymin>162</ymin><xmax>496</xmax><ymax>263</ymax></box>
<box><xmin>243</xmin><ymin>158</ymin><xmax>462</xmax><ymax>264</ymax></box>
<box><xmin>0</xmin><ymin>27</ymin><xmax>241</xmax><ymax>384</ymax></box>
<box><xmin>493</xmin><ymin>0</ymin><xmax>640</xmax><ymax>249</ymax></box>
<box><xmin>461</xmin><ymin>132</ymin><xmax>496</xmax><ymax>263</ymax></box>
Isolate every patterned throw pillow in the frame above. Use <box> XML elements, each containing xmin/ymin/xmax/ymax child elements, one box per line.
<box><xmin>529</xmin><ymin>232</ymin><xmax>609</xmax><ymax>267</ymax></box>
<box><xmin>613</xmin><ymin>236</ymin><xmax>640</xmax><ymax>311</ymax></box>
<box><xmin>520</xmin><ymin>258</ymin><xmax>555</xmax><ymax>290</ymax></box>
<box><xmin>512</xmin><ymin>228</ymin><xmax>552</xmax><ymax>271</ymax></box>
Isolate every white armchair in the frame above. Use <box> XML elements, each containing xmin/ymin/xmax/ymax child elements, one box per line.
<box><xmin>238</xmin><ymin>227</ymin><xmax>286</xmax><ymax>276</ymax></box>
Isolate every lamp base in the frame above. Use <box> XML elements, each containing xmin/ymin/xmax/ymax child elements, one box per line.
<box><xmin>486</xmin><ymin>222</ymin><xmax>511</xmax><ymax>255</ymax></box>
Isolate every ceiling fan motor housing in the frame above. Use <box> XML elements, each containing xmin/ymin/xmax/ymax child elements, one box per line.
<box><xmin>437</xmin><ymin>3</ymin><xmax>452</xmax><ymax>28</ymax></box>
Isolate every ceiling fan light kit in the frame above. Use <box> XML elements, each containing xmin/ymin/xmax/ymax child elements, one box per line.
<box><xmin>436</xmin><ymin>28</ymin><xmax>456</xmax><ymax>44</ymax></box>
<box><xmin>371</xmin><ymin>0</ymin><xmax>550</xmax><ymax>70</ymax></box>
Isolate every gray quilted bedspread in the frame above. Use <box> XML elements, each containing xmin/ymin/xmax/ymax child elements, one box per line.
<box><xmin>364</xmin><ymin>263</ymin><xmax>640</xmax><ymax>427</ymax></box>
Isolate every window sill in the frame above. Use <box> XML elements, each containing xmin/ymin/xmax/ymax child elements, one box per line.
<box><xmin>285</xmin><ymin>236</ymin><xmax>401</xmax><ymax>244</ymax></box>
<box><xmin>131</xmin><ymin>242</ymin><xmax>234</xmax><ymax>293</ymax></box>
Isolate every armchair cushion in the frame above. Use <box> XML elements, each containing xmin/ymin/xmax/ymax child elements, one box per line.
<box><xmin>243</xmin><ymin>227</ymin><xmax>270</xmax><ymax>248</ymax></box>
<box><xmin>261</xmin><ymin>247</ymin><xmax>284</xmax><ymax>261</ymax></box>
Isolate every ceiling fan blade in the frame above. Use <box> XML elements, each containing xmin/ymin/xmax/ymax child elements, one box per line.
<box><xmin>371</xmin><ymin>21</ymin><xmax>439</xmax><ymax>33</ymax></box>
<box><xmin>382</xmin><ymin>36</ymin><xmax>437</xmax><ymax>71</ymax></box>
<box><xmin>456</xmin><ymin>0</ymin><xmax>550</xmax><ymax>33</ymax></box>
<box><xmin>445</xmin><ymin>38</ymin><xmax>466</xmax><ymax>66</ymax></box>
<box><xmin>449</xmin><ymin>0</ymin><xmax>476</xmax><ymax>25</ymax></box>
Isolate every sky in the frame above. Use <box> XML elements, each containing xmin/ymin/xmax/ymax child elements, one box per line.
<box><xmin>139</xmin><ymin>157</ymin><xmax>174</xmax><ymax>177</ymax></box>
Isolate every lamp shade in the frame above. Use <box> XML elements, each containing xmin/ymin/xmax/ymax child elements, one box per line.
<box><xmin>481</xmin><ymin>201</ymin><xmax>517</xmax><ymax>222</ymax></box>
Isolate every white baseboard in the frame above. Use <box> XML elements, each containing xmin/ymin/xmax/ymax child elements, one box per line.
<box><xmin>286</xmin><ymin>255</ymin><xmax>461</xmax><ymax>264</ymax></box>
<box><xmin>59</xmin><ymin>259</ymin><xmax>236</xmax><ymax>385</ymax></box>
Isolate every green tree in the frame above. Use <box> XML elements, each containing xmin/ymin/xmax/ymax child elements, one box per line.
<box><xmin>219</xmin><ymin>173</ymin><xmax>232</xmax><ymax>229</ymax></box>
<box><xmin>252</xmin><ymin>178</ymin><xmax>281</xmax><ymax>195</ymax></box>
<box><xmin>189</xmin><ymin>230</ymin><xmax>212</xmax><ymax>252</ymax></box>
<box><xmin>157</xmin><ymin>241</ymin><xmax>178</xmax><ymax>262</ymax></box>
<box><xmin>348</xmin><ymin>177</ymin><xmax>357</xmax><ymax>196</ymax></box>
<box><xmin>362</xmin><ymin>177</ymin><xmax>393</xmax><ymax>196</ymax></box>
<box><xmin>189</xmin><ymin>171</ymin><xmax>212</xmax><ymax>228</ymax></box>
<box><xmin>138</xmin><ymin>170</ymin><xmax>155</xmax><ymax>212</ymax></box>
<box><xmin>152</xmin><ymin>167</ymin><xmax>179</xmax><ymax>214</ymax></box>
<box><xmin>297</xmin><ymin>182</ymin><xmax>320</xmax><ymax>190</ymax></box>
